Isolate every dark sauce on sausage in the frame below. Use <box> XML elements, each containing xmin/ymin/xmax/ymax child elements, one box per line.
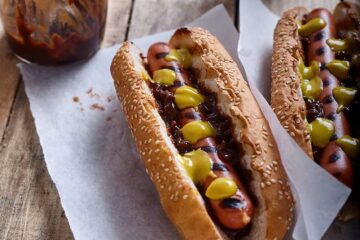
<box><xmin>304</xmin><ymin>98</ymin><xmax>324</xmax><ymax>123</ymax></box>
<box><xmin>148</xmin><ymin>64</ymin><xmax>255</xmax><ymax>239</ymax></box>
<box><xmin>304</xmin><ymin>98</ymin><xmax>324</xmax><ymax>162</ymax></box>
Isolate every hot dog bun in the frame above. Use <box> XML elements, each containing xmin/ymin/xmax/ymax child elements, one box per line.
<box><xmin>111</xmin><ymin>27</ymin><xmax>294</xmax><ymax>240</ymax></box>
<box><xmin>271</xmin><ymin>7</ymin><xmax>313</xmax><ymax>158</ymax></box>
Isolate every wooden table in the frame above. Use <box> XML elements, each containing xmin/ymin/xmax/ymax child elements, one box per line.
<box><xmin>0</xmin><ymin>0</ymin><xmax>341</xmax><ymax>239</ymax></box>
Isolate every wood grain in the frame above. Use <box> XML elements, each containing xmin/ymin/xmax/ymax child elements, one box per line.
<box><xmin>0</xmin><ymin>23</ymin><xmax>20</xmax><ymax>142</ymax></box>
<box><xmin>0</xmin><ymin>83</ymin><xmax>73</xmax><ymax>240</ymax></box>
<box><xmin>101</xmin><ymin>0</ymin><xmax>133</xmax><ymax>48</ymax></box>
<box><xmin>127</xmin><ymin>0</ymin><xmax>236</xmax><ymax>39</ymax></box>
<box><xmin>0</xmin><ymin>0</ymin><xmax>345</xmax><ymax>239</ymax></box>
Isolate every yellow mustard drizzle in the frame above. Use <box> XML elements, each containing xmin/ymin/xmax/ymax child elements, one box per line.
<box><xmin>153</xmin><ymin>69</ymin><xmax>177</xmax><ymax>86</ymax></box>
<box><xmin>333</xmin><ymin>86</ymin><xmax>357</xmax><ymax>112</ymax></box>
<box><xmin>298</xmin><ymin>18</ymin><xmax>327</xmax><ymax>37</ymax></box>
<box><xmin>299</xmin><ymin>59</ymin><xmax>323</xmax><ymax>100</ymax></box>
<box><xmin>181</xmin><ymin>120</ymin><xmax>216</xmax><ymax>144</ymax></box>
<box><xmin>326</xmin><ymin>38</ymin><xmax>349</xmax><ymax>52</ymax></box>
<box><xmin>175</xmin><ymin>85</ymin><xmax>204</xmax><ymax>109</ymax></box>
<box><xmin>205</xmin><ymin>177</ymin><xmax>238</xmax><ymax>200</ymax></box>
<box><xmin>165</xmin><ymin>48</ymin><xmax>192</xmax><ymax>68</ymax></box>
<box><xmin>308</xmin><ymin>118</ymin><xmax>335</xmax><ymax>148</ymax></box>
<box><xmin>178</xmin><ymin>149</ymin><xmax>215</xmax><ymax>183</ymax></box>
<box><xmin>141</xmin><ymin>71</ymin><xmax>151</xmax><ymax>81</ymax></box>
<box><xmin>336</xmin><ymin>135</ymin><xmax>360</xmax><ymax>159</ymax></box>
<box><xmin>326</xmin><ymin>60</ymin><xmax>350</xmax><ymax>79</ymax></box>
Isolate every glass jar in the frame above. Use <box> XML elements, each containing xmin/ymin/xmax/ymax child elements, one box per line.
<box><xmin>0</xmin><ymin>0</ymin><xmax>108</xmax><ymax>65</ymax></box>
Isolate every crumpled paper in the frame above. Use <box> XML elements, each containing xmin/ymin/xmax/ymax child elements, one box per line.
<box><xmin>19</xmin><ymin>4</ymin><xmax>351</xmax><ymax>240</ymax></box>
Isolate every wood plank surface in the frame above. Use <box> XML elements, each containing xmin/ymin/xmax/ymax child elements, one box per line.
<box><xmin>127</xmin><ymin>0</ymin><xmax>236</xmax><ymax>39</ymax></box>
<box><xmin>0</xmin><ymin>83</ymin><xmax>73</xmax><ymax>240</ymax></box>
<box><xmin>0</xmin><ymin>23</ymin><xmax>20</xmax><ymax>142</ymax></box>
<box><xmin>0</xmin><ymin>0</ymin><xmax>346</xmax><ymax>239</ymax></box>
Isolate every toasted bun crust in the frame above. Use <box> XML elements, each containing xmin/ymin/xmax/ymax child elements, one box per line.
<box><xmin>270</xmin><ymin>8</ymin><xmax>314</xmax><ymax>158</ymax></box>
<box><xmin>111</xmin><ymin>27</ymin><xmax>294</xmax><ymax>240</ymax></box>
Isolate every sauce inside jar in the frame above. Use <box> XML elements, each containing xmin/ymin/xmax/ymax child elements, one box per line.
<box><xmin>1</xmin><ymin>0</ymin><xmax>107</xmax><ymax>65</ymax></box>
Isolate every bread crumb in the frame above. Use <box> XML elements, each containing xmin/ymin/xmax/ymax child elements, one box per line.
<box><xmin>107</xmin><ymin>96</ymin><xmax>115</xmax><ymax>103</ymax></box>
<box><xmin>72</xmin><ymin>96</ymin><xmax>80</xmax><ymax>103</ymax></box>
<box><xmin>86</xmin><ymin>88</ymin><xmax>93</xmax><ymax>94</ymax></box>
<box><xmin>90</xmin><ymin>104</ymin><xmax>105</xmax><ymax>111</ymax></box>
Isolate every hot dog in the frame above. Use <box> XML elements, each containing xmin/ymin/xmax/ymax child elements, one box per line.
<box><xmin>271</xmin><ymin>1</ymin><xmax>359</xmax><ymax>189</ymax></box>
<box><xmin>111</xmin><ymin>28</ymin><xmax>294</xmax><ymax>240</ymax></box>
<box><xmin>147</xmin><ymin>43</ymin><xmax>254</xmax><ymax>230</ymax></box>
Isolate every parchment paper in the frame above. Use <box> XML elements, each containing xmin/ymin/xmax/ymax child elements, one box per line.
<box><xmin>19</xmin><ymin>4</ymin><xmax>351</xmax><ymax>240</ymax></box>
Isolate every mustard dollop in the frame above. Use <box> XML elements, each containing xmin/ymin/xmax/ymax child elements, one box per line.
<box><xmin>299</xmin><ymin>59</ymin><xmax>323</xmax><ymax>100</ymax></box>
<box><xmin>332</xmin><ymin>86</ymin><xmax>357</xmax><ymax>112</ymax></box>
<box><xmin>326</xmin><ymin>60</ymin><xmax>350</xmax><ymax>80</ymax></box>
<box><xmin>298</xmin><ymin>18</ymin><xmax>327</xmax><ymax>37</ymax></box>
<box><xmin>326</xmin><ymin>38</ymin><xmax>349</xmax><ymax>52</ymax></box>
<box><xmin>178</xmin><ymin>149</ymin><xmax>214</xmax><ymax>183</ymax></box>
<box><xmin>308</xmin><ymin>118</ymin><xmax>335</xmax><ymax>148</ymax></box>
<box><xmin>205</xmin><ymin>177</ymin><xmax>238</xmax><ymax>200</ymax></box>
<box><xmin>175</xmin><ymin>85</ymin><xmax>204</xmax><ymax>109</ymax></box>
<box><xmin>181</xmin><ymin>120</ymin><xmax>216</xmax><ymax>144</ymax></box>
<box><xmin>153</xmin><ymin>69</ymin><xmax>177</xmax><ymax>86</ymax></box>
<box><xmin>336</xmin><ymin>135</ymin><xmax>360</xmax><ymax>159</ymax></box>
<box><xmin>165</xmin><ymin>48</ymin><xmax>192</xmax><ymax>68</ymax></box>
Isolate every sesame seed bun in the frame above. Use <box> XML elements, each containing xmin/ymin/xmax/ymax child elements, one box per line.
<box><xmin>270</xmin><ymin>8</ymin><xmax>313</xmax><ymax>158</ymax></box>
<box><xmin>111</xmin><ymin>27</ymin><xmax>294</xmax><ymax>240</ymax></box>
